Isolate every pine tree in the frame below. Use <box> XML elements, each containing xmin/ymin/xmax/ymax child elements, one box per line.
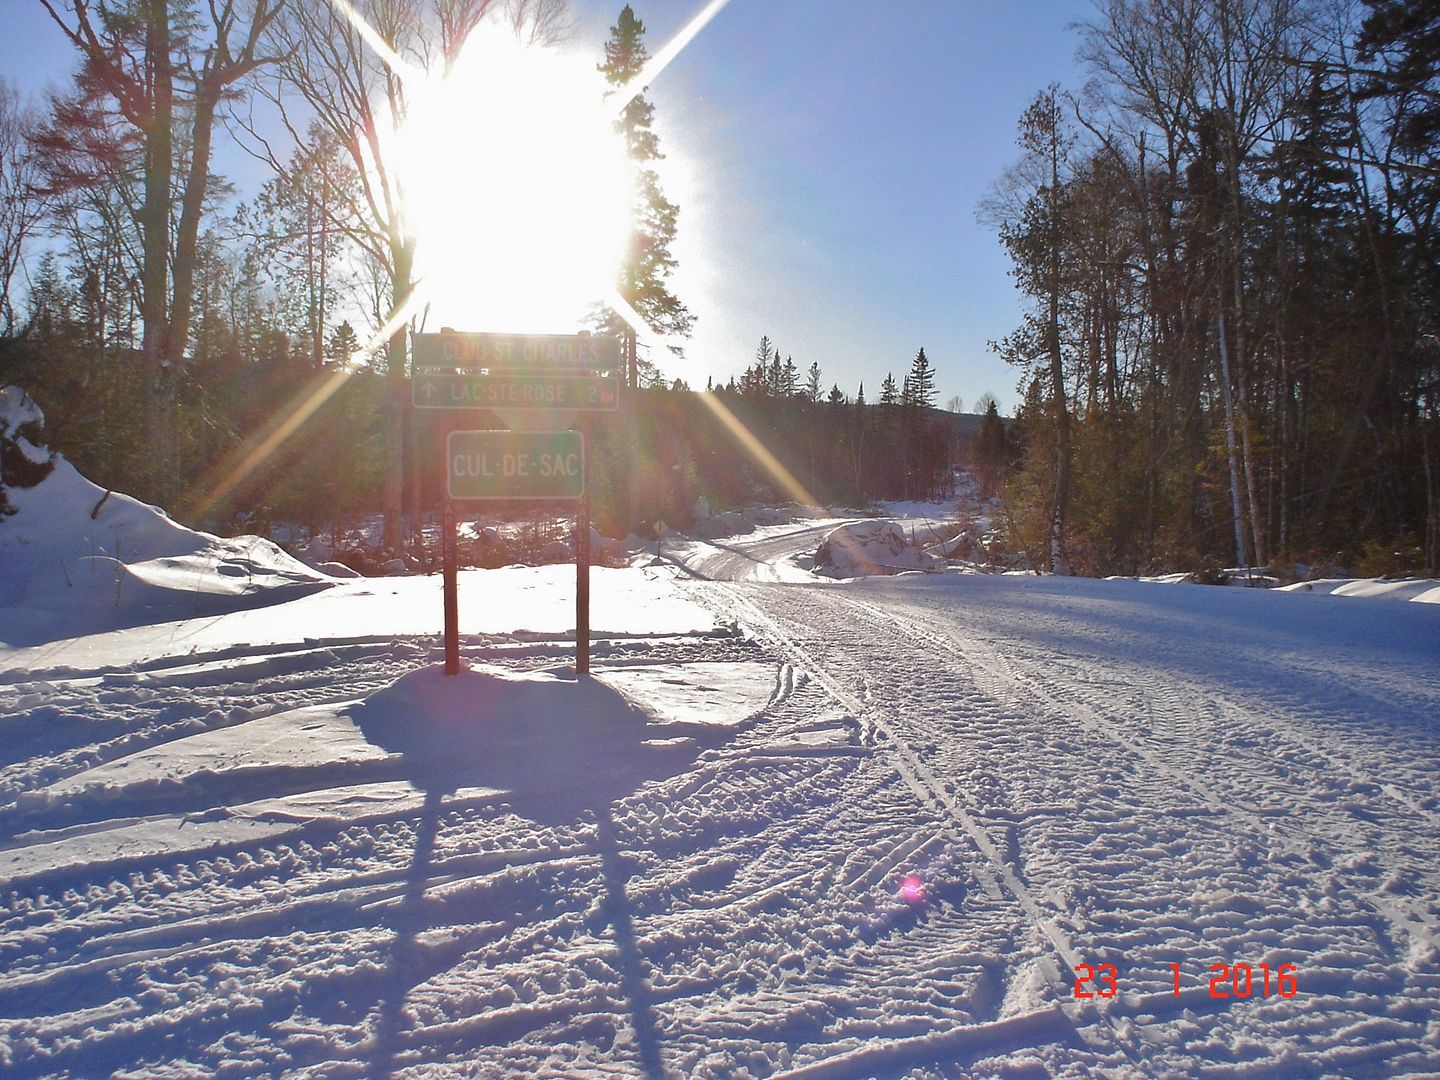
<box><xmin>907</xmin><ymin>347</ymin><xmax>937</xmax><ymax>408</ymax></box>
<box><xmin>1357</xmin><ymin>0</ymin><xmax>1440</xmax><ymax>161</ymax></box>
<box><xmin>782</xmin><ymin>356</ymin><xmax>799</xmax><ymax>397</ymax></box>
<box><xmin>755</xmin><ymin>335</ymin><xmax>773</xmax><ymax>372</ymax></box>
<box><xmin>878</xmin><ymin>373</ymin><xmax>899</xmax><ymax>406</ymax></box>
<box><xmin>598</xmin><ymin>5</ymin><xmax>694</xmax><ymax>354</ymax></box>
<box><xmin>972</xmin><ymin>398</ymin><xmax>1010</xmax><ymax>496</ymax></box>
<box><xmin>806</xmin><ymin>361</ymin><xmax>822</xmax><ymax>404</ymax></box>
<box><xmin>327</xmin><ymin>320</ymin><xmax>361</xmax><ymax>365</ymax></box>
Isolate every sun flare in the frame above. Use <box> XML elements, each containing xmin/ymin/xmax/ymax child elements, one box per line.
<box><xmin>394</xmin><ymin>24</ymin><xmax>634</xmax><ymax>334</ymax></box>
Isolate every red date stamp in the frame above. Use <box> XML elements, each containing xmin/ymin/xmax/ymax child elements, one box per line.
<box><xmin>1073</xmin><ymin>962</ymin><xmax>1299</xmax><ymax>999</ymax></box>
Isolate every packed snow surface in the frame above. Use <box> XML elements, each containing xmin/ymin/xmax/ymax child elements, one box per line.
<box><xmin>1</xmin><ymin>511</ymin><xmax>1438</xmax><ymax>1075</ymax></box>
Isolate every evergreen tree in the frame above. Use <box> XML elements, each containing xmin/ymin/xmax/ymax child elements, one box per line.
<box><xmin>327</xmin><ymin>320</ymin><xmax>361</xmax><ymax>365</ymax></box>
<box><xmin>1358</xmin><ymin>0</ymin><xmax>1440</xmax><ymax>161</ymax></box>
<box><xmin>782</xmin><ymin>355</ymin><xmax>799</xmax><ymax>397</ymax></box>
<box><xmin>598</xmin><ymin>5</ymin><xmax>694</xmax><ymax>354</ymax></box>
<box><xmin>878</xmin><ymin>373</ymin><xmax>899</xmax><ymax>405</ymax></box>
<box><xmin>972</xmin><ymin>398</ymin><xmax>1010</xmax><ymax>496</ymax></box>
<box><xmin>906</xmin><ymin>347</ymin><xmax>937</xmax><ymax>408</ymax></box>
<box><xmin>755</xmin><ymin>335</ymin><xmax>774</xmax><ymax>377</ymax></box>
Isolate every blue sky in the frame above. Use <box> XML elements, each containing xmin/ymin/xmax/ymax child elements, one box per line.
<box><xmin>564</xmin><ymin>0</ymin><xmax>1095</xmax><ymax>411</ymax></box>
<box><xmin>2</xmin><ymin>0</ymin><xmax>1095</xmax><ymax>413</ymax></box>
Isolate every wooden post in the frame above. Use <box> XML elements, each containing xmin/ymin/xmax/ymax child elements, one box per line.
<box><xmin>443</xmin><ymin>497</ymin><xmax>459</xmax><ymax>675</ymax></box>
<box><xmin>576</xmin><ymin>460</ymin><xmax>591</xmax><ymax>676</ymax></box>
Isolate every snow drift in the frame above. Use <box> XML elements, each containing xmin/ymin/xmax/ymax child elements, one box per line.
<box><xmin>814</xmin><ymin>519</ymin><xmax>942</xmax><ymax>577</ymax></box>
<box><xmin>1277</xmin><ymin>576</ymin><xmax>1440</xmax><ymax>603</ymax></box>
<box><xmin>0</xmin><ymin>385</ymin><xmax>334</xmax><ymax>646</ymax></box>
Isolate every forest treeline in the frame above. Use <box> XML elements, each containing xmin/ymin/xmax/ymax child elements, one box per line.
<box><xmin>985</xmin><ymin>0</ymin><xmax>1438</xmax><ymax>576</ymax></box>
<box><xmin>3</xmin><ymin>1</ymin><xmax>1435</xmax><ymax>577</ymax></box>
<box><xmin>3</xmin><ymin>321</ymin><xmax>979</xmax><ymax>544</ymax></box>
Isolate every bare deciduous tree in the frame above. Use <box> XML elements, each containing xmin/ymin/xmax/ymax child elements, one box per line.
<box><xmin>0</xmin><ymin>79</ymin><xmax>44</xmax><ymax>337</ymax></box>
<box><xmin>38</xmin><ymin>0</ymin><xmax>288</xmax><ymax>501</ymax></box>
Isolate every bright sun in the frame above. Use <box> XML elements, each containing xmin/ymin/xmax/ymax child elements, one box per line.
<box><xmin>394</xmin><ymin>24</ymin><xmax>634</xmax><ymax>334</ymax></box>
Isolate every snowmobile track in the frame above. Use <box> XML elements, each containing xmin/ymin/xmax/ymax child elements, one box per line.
<box><xmin>695</xmin><ymin>581</ymin><xmax>1144</xmax><ymax>1065</ymax></box>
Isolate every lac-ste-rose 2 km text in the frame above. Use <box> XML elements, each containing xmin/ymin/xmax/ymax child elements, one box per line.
<box><xmin>1074</xmin><ymin>962</ymin><xmax>1300</xmax><ymax>1000</ymax></box>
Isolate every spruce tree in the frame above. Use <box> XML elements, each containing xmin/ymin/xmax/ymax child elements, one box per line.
<box><xmin>598</xmin><ymin>6</ymin><xmax>694</xmax><ymax>352</ymax></box>
<box><xmin>879</xmin><ymin>373</ymin><xmax>899</xmax><ymax>406</ymax></box>
<box><xmin>782</xmin><ymin>356</ymin><xmax>799</xmax><ymax>397</ymax></box>
<box><xmin>327</xmin><ymin>321</ymin><xmax>361</xmax><ymax>365</ymax></box>
<box><xmin>972</xmin><ymin>398</ymin><xmax>1010</xmax><ymax>496</ymax></box>
<box><xmin>907</xmin><ymin>347</ymin><xmax>937</xmax><ymax>408</ymax></box>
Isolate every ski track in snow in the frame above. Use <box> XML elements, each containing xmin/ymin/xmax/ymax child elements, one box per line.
<box><xmin>0</xmin><ymin>552</ymin><xmax>1437</xmax><ymax>1076</ymax></box>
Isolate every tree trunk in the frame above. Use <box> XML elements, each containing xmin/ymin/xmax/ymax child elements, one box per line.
<box><xmin>164</xmin><ymin>87</ymin><xmax>218</xmax><ymax>367</ymax></box>
<box><xmin>382</xmin><ymin>238</ymin><xmax>413</xmax><ymax>552</ymax></box>
<box><xmin>1217</xmin><ymin>305</ymin><xmax>1249</xmax><ymax>570</ymax></box>
<box><xmin>140</xmin><ymin>0</ymin><xmax>175</xmax><ymax>502</ymax></box>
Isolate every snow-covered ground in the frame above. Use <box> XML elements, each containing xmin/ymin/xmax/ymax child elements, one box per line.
<box><xmin>2</xmin><ymin>420</ymin><xmax>1438</xmax><ymax>1075</ymax></box>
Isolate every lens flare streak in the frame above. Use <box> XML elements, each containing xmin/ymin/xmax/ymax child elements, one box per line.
<box><xmin>215</xmin><ymin>0</ymin><xmax>732</xmax><ymax>507</ymax></box>
<box><xmin>624</xmin><ymin>0</ymin><xmax>732</xmax><ymax>108</ymax></box>
<box><xmin>323</xmin><ymin>0</ymin><xmax>421</xmax><ymax>84</ymax></box>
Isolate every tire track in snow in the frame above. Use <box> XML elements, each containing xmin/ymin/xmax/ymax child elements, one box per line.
<box><xmin>829</xmin><ymin>592</ymin><xmax>1321</xmax><ymax>856</ymax></box>
<box><xmin>811</xmin><ymin>586</ymin><xmax>1437</xmax><ymax>1070</ymax></box>
<box><xmin>7</xmin><ymin>634</ymin><xmax>1021</xmax><ymax>1076</ymax></box>
<box><xmin>696</xmin><ymin>582</ymin><xmax>1142</xmax><ymax>1067</ymax></box>
<box><xmin>693</xmin><ymin>578</ymin><xmax>1440</xmax><ymax>1074</ymax></box>
<box><xmin>835</xmin><ymin>590</ymin><xmax>1440</xmax><ymax>975</ymax></box>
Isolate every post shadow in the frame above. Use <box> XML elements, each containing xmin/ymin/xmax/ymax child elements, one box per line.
<box><xmin>369</xmin><ymin>789</ymin><xmax>443</xmax><ymax>1080</ymax></box>
<box><xmin>595</xmin><ymin>805</ymin><xmax>668</xmax><ymax>1080</ymax></box>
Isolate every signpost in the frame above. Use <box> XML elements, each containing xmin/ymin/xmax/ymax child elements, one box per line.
<box><xmin>416</xmin><ymin>330</ymin><xmax>617</xmax><ymax>677</ymax></box>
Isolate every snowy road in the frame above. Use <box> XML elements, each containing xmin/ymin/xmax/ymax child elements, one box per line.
<box><xmin>682</xmin><ymin>571</ymin><xmax>1440</xmax><ymax>1075</ymax></box>
<box><xmin>669</xmin><ymin>520</ymin><xmax>849</xmax><ymax>583</ymax></box>
<box><xmin>1</xmin><ymin>535</ymin><xmax>1438</xmax><ymax>1076</ymax></box>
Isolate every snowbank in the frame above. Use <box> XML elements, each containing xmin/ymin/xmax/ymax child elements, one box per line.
<box><xmin>0</xmin><ymin>386</ymin><xmax>334</xmax><ymax>646</ymax></box>
<box><xmin>814</xmin><ymin>519</ymin><xmax>942</xmax><ymax>577</ymax></box>
<box><xmin>1278</xmin><ymin>576</ymin><xmax>1440</xmax><ymax>603</ymax></box>
<box><xmin>691</xmin><ymin>509</ymin><xmax>756</xmax><ymax>539</ymax></box>
<box><xmin>1129</xmin><ymin>572</ymin><xmax>1440</xmax><ymax>602</ymax></box>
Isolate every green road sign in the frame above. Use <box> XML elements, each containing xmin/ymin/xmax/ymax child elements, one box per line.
<box><xmin>414</xmin><ymin>373</ymin><xmax>618</xmax><ymax>410</ymax></box>
<box><xmin>447</xmin><ymin>430</ymin><xmax>584</xmax><ymax>500</ymax></box>
<box><xmin>413</xmin><ymin>331</ymin><xmax>621</xmax><ymax>371</ymax></box>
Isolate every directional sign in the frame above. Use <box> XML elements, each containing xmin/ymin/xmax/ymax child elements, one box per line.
<box><xmin>447</xmin><ymin>430</ymin><xmax>584</xmax><ymax>500</ymax></box>
<box><xmin>413</xmin><ymin>331</ymin><xmax>620</xmax><ymax>371</ymax></box>
<box><xmin>414</xmin><ymin>373</ymin><xmax>618</xmax><ymax>411</ymax></box>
